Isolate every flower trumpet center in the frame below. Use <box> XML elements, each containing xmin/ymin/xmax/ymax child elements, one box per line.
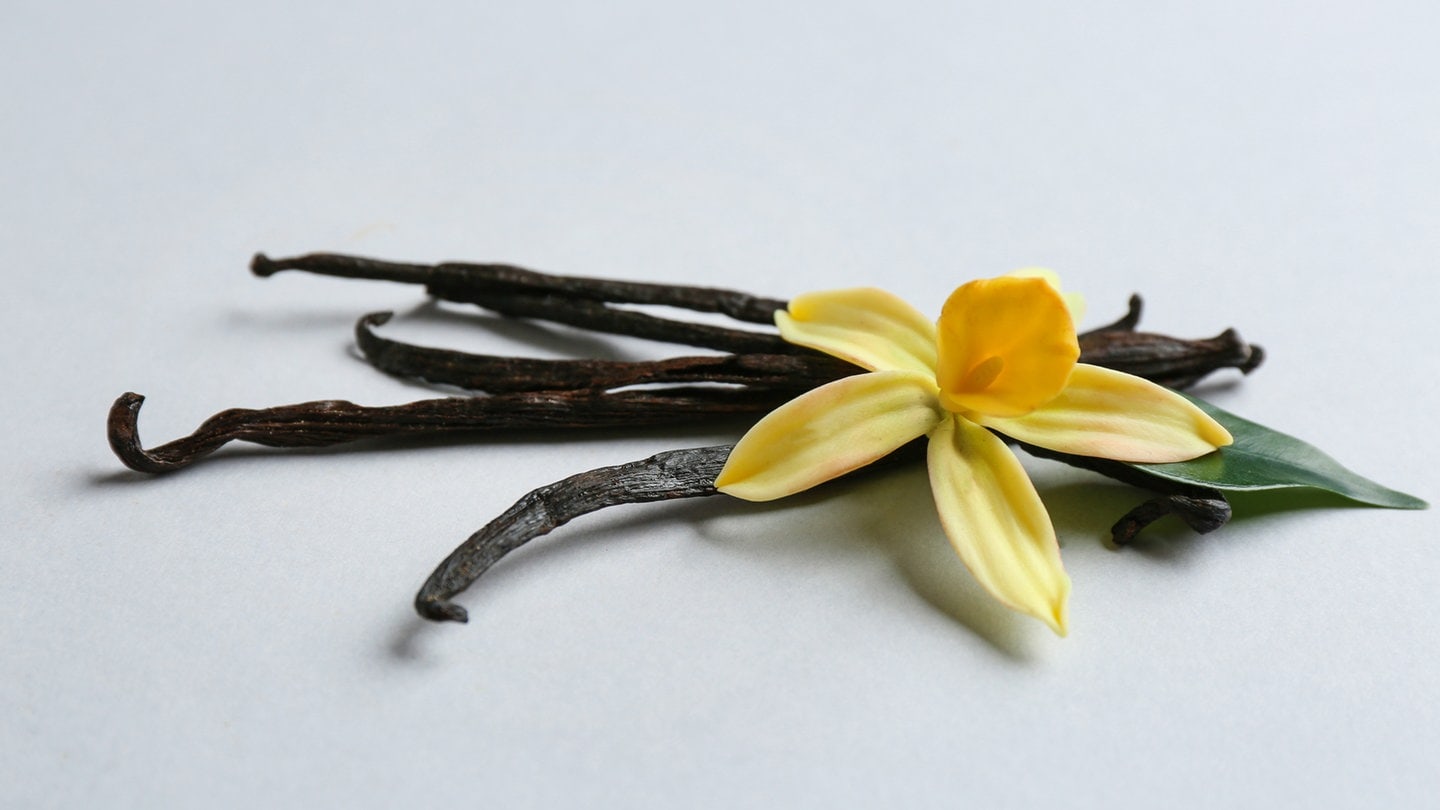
<box><xmin>960</xmin><ymin>355</ymin><xmax>1005</xmax><ymax>392</ymax></box>
<box><xmin>935</xmin><ymin>276</ymin><xmax>1080</xmax><ymax>419</ymax></box>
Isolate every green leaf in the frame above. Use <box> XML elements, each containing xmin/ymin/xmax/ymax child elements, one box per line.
<box><xmin>1128</xmin><ymin>395</ymin><xmax>1427</xmax><ymax>509</ymax></box>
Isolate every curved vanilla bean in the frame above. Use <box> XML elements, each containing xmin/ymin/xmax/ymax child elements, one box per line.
<box><xmin>415</xmin><ymin>444</ymin><xmax>734</xmax><ymax>622</ymax></box>
<box><xmin>356</xmin><ymin>312</ymin><xmax>858</xmax><ymax>393</ymax></box>
<box><xmin>416</xmin><ymin>435</ymin><xmax>1229</xmax><ymax>624</ymax></box>
<box><xmin>1109</xmin><ymin>494</ymin><xmax>1232</xmax><ymax>545</ymax></box>
<box><xmin>108</xmin><ymin>388</ymin><xmax>793</xmax><ymax>474</ymax></box>
<box><xmin>252</xmin><ymin>252</ymin><xmax>788</xmax><ymax>324</ymax></box>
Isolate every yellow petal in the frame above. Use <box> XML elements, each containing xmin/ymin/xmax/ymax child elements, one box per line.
<box><xmin>977</xmin><ymin>364</ymin><xmax>1233</xmax><ymax>462</ymax></box>
<box><xmin>935</xmin><ymin>276</ymin><xmax>1080</xmax><ymax>418</ymax></box>
<box><xmin>927</xmin><ymin>416</ymin><xmax>1071</xmax><ymax>635</ymax></box>
<box><xmin>777</xmin><ymin>288</ymin><xmax>937</xmax><ymax>375</ymax></box>
<box><xmin>716</xmin><ymin>370</ymin><xmax>944</xmax><ymax>501</ymax></box>
<box><xmin>1007</xmin><ymin>267</ymin><xmax>1086</xmax><ymax>325</ymax></box>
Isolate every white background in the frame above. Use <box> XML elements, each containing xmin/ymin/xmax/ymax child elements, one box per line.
<box><xmin>3</xmin><ymin>2</ymin><xmax>1438</xmax><ymax>807</ymax></box>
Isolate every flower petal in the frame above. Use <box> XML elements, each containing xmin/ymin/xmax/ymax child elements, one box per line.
<box><xmin>927</xmin><ymin>416</ymin><xmax>1071</xmax><ymax>635</ymax></box>
<box><xmin>936</xmin><ymin>276</ymin><xmax>1080</xmax><ymax>418</ymax></box>
<box><xmin>716</xmin><ymin>370</ymin><xmax>944</xmax><ymax>501</ymax></box>
<box><xmin>777</xmin><ymin>288</ymin><xmax>937</xmax><ymax>375</ymax></box>
<box><xmin>978</xmin><ymin>364</ymin><xmax>1234</xmax><ymax>462</ymax></box>
<box><xmin>1007</xmin><ymin>267</ymin><xmax>1086</xmax><ymax>325</ymax></box>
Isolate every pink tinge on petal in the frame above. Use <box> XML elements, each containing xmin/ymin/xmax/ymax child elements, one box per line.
<box><xmin>716</xmin><ymin>370</ymin><xmax>944</xmax><ymax>501</ymax></box>
<box><xmin>978</xmin><ymin>364</ymin><xmax>1232</xmax><ymax>463</ymax></box>
<box><xmin>777</xmin><ymin>288</ymin><xmax>938</xmax><ymax>375</ymax></box>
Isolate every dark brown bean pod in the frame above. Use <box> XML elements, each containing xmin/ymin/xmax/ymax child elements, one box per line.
<box><xmin>255</xmin><ymin>252</ymin><xmax>797</xmax><ymax>354</ymax></box>
<box><xmin>252</xmin><ymin>252</ymin><xmax>788</xmax><ymax>324</ymax></box>
<box><xmin>356</xmin><ymin>311</ymin><xmax>858</xmax><ymax>393</ymax></box>
<box><xmin>107</xmin><ymin>388</ymin><xmax>796</xmax><ymax>474</ymax></box>
<box><xmin>415</xmin><ymin>444</ymin><xmax>735</xmax><ymax>623</ymax></box>
<box><xmin>110</xmin><ymin>304</ymin><xmax>1264</xmax><ymax>473</ymax></box>
<box><xmin>422</xmin><ymin>289</ymin><xmax>796</xmax><ymax>354</ymax></box>
<box><xmin>352</xmin><ymin>293</ymin><xmax>1261</xmax><ymax>396</ymax></box>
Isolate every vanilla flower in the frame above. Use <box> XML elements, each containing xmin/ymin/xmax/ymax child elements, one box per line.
<box><xmin>715</xmin><ymin>271</ymin><xmax>1232</xmax><ymax>635</ymax></box>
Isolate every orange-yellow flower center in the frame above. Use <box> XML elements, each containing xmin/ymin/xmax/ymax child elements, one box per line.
<box><xmin>935</xmin><ymin>276</ymin><xmax>1080</xmax><ymax>419</ymax></box>
<box><xmin>961</xmin><ymin>356</ymin><xmax>1005</xmax><ymax>391</ymax></box>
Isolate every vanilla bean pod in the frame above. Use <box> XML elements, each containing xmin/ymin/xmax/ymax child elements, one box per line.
<box><xmin>112</xmin><ymin>259</ymin><xmax>825</xmax><ymax>473</ymax></box>
<box><xmin>261</xmin><ymin>251</ymin><xmax>1260</xmax><ymax>390</ymax></box>
<box><xmin>428</xmin><ymin>290</ymin><xmax>796</xmax><ymax>354</ymax></box>
<box><xmin>108</xmin><ymin>387</ymin><xmax>796</xmax><ymax>474</ymax></box>
<box><xmin>110</xmin><ymin>307</ymin><xmax>1263</xmax><ymax>472</ymax></box>
<box><xmin>415</xmin><ymin>444</ymin><xmax>737</xmax><ymax>622</ymax></box>
<box><xmin>1076</xmin><ymin>296</ymin><xmax>1262</xmax><ymax>389</ymax></box>
<box><xmin>1082</xmin><ymin>329</ymin><xmax>1262</xmax><ymax>389</ymax></box>
<box><xmin>356</xmin><ymin>312</ymin><xmax>858</xmax><ymax>393</ymax></box>
<box><xmin>255</xmin><ymin>252</ymin><xmax>795</xmax><ymax>354</ymax></box>
<box><xmin>416</xmin><ymin>439</ymin><xmax>931</xmax><ymax>622</ymax></box>
<box><xmin>416</xmin><ymin>435</ymin><xmax>1231</xmax><ymax>622</ymax></box>
<box><xmin>251</xmin><ymin>252</ymin><xmax>786</xmax><ymax>322</ymax></box>
<box><xmin>356</xmin><ymin>293</ymin><xmax>1260</xmax><ymax>395</ymax></box>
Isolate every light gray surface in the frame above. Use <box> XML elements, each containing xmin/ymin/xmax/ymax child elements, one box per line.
<box><xmin>3</xmin><ymin>2</ymin><xmax>1438</xmax><ymax>807</ymax></box>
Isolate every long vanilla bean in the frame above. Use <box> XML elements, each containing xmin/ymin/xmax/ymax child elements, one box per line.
<box><xmin>252</xmin><ymin>252</ymin><xmax>788</xmax><ymax>323</ymax></box>
<box><xmin>255</xmin><ymin>252</ymin><xmax>794</xmax><ymax>353</ymax></box>
<box><xmin>355</xmin><ymin>296</ymin><xmax>1261</xmax><ymax>395</ymax></box>
<box><xmin>108</xmin><ymin>388</ymin><xmax>795</xmax><ymax>474</ymax></box>
<box><xmin>356</xmin><ymin>312</ymin><xmax>857</xmax><ymax>393</ymax></box>
<box><xmin>112</xmin><ymin>320</ymin><xmax>1263</xmax><ymax>472</ymax></box>
<box><xmin>260</xmin><ymin>252</ymin><xmax>1261</xmax><ymax>388</ymax></box>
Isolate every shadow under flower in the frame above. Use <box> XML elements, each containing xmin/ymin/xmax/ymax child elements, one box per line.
<box><xmin>697</xmin><ymin>463</ymin><xmax>1043</xmax><ymax>662</ymax></box>
<box><xmin>1037</xmin><ymin>478</ymin><xmax>1204</xmax><ymax>562</ymax></box>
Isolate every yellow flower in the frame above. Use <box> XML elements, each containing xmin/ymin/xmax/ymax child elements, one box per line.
<box><xmin>714</xmin><ymin>271</ymin><xmax>1232</xmax><ymax>635</ymax></box>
